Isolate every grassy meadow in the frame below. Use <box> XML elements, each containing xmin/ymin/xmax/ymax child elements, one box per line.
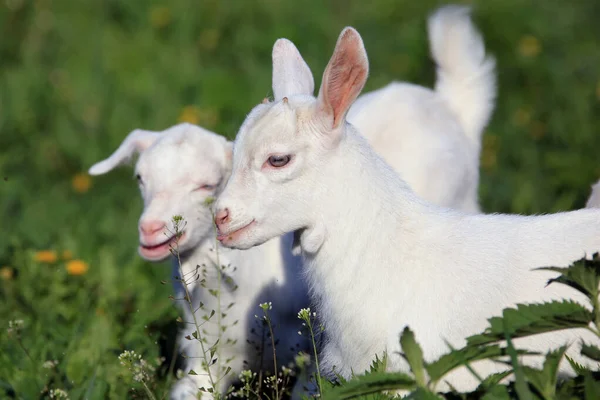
<box><xmin>1</xmin><ymin>0</ymin><xmax>600</xmax><ymax>398</ymax></box>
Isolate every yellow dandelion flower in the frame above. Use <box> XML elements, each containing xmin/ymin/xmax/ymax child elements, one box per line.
<box><xmin>178</xmin><ymin>105</ymin><xmax>201</xmax><ymax>124</ymax></box>
<box><xmin>198</xmin><ymin>29</ymin><xmax>220</xmax><ymax>52</ymax></box>
<box><xmin>1</xmin><ymin>267</ymin><xmax>13</xmax><ymax>280</ymax></box>
<box><xmin>34</xmin><ymin>250</ymin><xmax>58</xmax><ymax>263</ymax></box>
<box><xmin>72</xmin><ymin>173</ymin><xmax>92</xmax><ymax>193</ymax></box>
<box><xmin>66</xmin><ymin>260</ymin><xmax>88</xmax><ymax>276</ymax></box>
<box><xmin>149</xmin><ymin>6</ymin><xmax>171</xmax><ymax>29</ymax></box>
<box><xmin>62</xmin><ymin>250</ymin><xmax>73</xmax><ymax>260</ymax></box>
<box><xmin>513</xmin><ymin>108</ymin><xmax>532</xmax><ymax>127</ymax></box>
<box><xmin>518</xmin><ymin>35</ymin><xmax>541</xmax><ymax>58</ymax></box>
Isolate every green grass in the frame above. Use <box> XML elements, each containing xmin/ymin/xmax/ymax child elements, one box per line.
<box><xmin>1</xmin><ymin>0</ymin><xmax>599</xmax><ymax>398</ymax></box>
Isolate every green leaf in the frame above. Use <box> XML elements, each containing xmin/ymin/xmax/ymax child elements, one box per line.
<box><xmin>476</xmin><ymin>370</ymin><xmax>513</xmax><ymax>393</ymax></box>
<box><xmin>504</xmin><ymin>321</ymin><xmax>534</xmax><ymax>400</ymax></box>
<box><xmin>581</xmin><ymin>342</ymin><xmax>600</xmax><ymax>362</ymax></box>
<box><xmin>542</xmin><ymin>345</ymin><xmax>568</xmax><ymax>387</ymax></box>
<box><xmin>537</xmin><ymin>254</ymin><xmax>600</xmax><ymax>304</ymax></box>
<box><xmin>565</xmin><ymin>354</ymin><xmax>589</xmax><ymax>375</ymax></box>
<box><xmin>466</xmin><ymin>301</ymin><xmax>593</xmax><ymax>346</ymax></box>
<box><xmin>188</xmin><ymin>369</ymin><xmax>198</xmax><ymax>375</ymax></box>
<box><xmin>367</xmin><ymin>354</ymin><xmax>388</xmax><ymax>374</ymax></box>
<box><xmin>481</xmin><ymin>385</ymin><xmax>511</xmax><ymax>400</ymax></box>
<box><xmin>584</xmin><ymin>372</ymin><xmax>600</xmax><ymax>400</ymax></box>
<box><xmin>209</xmin><ymin>338</ymin><xmax>220</xmax><ymax>359</ymax></box>
<box><xmin>554</xmin><ymin>374</ymin><xmax>583</xmax><ymax>399</ymax></box>
<box><xmin>400</xmin><ymin>327</ymin><xmax>426</xmax><ymax>386</ymax></box>
<box><xmin>426</xmin><ymin>344</ymin><xmax>535</xmax><ymax>383</ymax></box>
<box><xmin>522</xmin><ymin>346</ymin><xmax>568</xmax><ymax>399</ymax></box>
<box><xmin>405</xmin><ymin>387</ymin><xmax>443</xmax><ymax>399</ymax></box>
<box><xmin>321</xmin><ymin>372</ymin><xmax>416</xmax><ymax>400</ymax></box>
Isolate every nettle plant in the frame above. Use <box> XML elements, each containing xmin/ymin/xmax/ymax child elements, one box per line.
<box><xmin>321</xmin><ymin>255</ymin><xmax>600</xmax><ymax>400</ymax></box>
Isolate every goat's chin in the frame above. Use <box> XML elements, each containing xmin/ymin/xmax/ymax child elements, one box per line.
<box><xmin>138</xmin><ymin>246</ymin><xmax>171</xmax><ymax>262</ymax></box>
<box><xmin>218</xmin><ymin>227</ymin><xmax>269</xmax><ymax>250</ymax></box>
<box><xmin>218</xmin><ymin>235</ymin><xmax>260</xmax><ymax>250</ymax></box>
<box><xmin>138</xmin><ymin>232</ymin><xmax>188</xmax><ymax>262</ymax></box>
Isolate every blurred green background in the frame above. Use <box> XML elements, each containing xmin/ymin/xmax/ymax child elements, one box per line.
<box><xmin>1</xmin><ymin>0</ymin><xmax>599</xmax><ymax>398</ymax></box>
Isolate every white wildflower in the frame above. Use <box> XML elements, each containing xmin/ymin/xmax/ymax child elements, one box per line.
<box><xmin>297</xmin><ymin>308</ymin><xmax>311</xmax><ymax>321</ymax></box>
<box><xmin>294</xmin><ymin>352</ymin><xmax>310</xmax><ymax>369</ymax></box>
<box><xmin>49</xmin><ymin>388</ymin><xmax>69</xmax><ymax>399</ymax></box>
<box><xmin>43</xmin><ymin>360</ymin><xmax>58</xmax><ymax>369</ymax></box>
<box><xmin>118</xmin><ymin>349</ymin><xmax>155</xmax><ymax>383</ymax></box>
<box><xmin>7</xmin><ymin>319</ymin><xmax>24</xmax><ymax>335</ymax></box>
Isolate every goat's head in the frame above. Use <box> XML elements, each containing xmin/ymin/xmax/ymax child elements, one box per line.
<box><xmin>89</xmin><ymin>123</ymin><xmax>232</xmax><ymax>261</ymax></box>
<box><xmin>215</xmin><ymin>27</ymin><xmax>369</xmax><ymax>250</ymax></box>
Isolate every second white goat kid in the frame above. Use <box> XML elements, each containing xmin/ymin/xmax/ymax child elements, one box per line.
<box><xmin>347</xmin><ymin>5</ymin><xmax>495</xmax><ymax>213</ymax></box>
<box><xmin>89</xmin><ymin>123</ymin><xmax>310</xmax><ymax>399</ymax></box>
<box><xmin>214</xmin><ymin>25</ymin><xmax>600</xmax><ymax>392</ymax></box>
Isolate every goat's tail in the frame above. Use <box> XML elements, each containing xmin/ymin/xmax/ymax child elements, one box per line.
<box><xmin>586</xmin><ymin>179</ymin><xmax>600</xmax><ymax>209</ymax></box>
<box><xmin>428</xmin><ymin>5</ymin><xmax>496</xmax><ymax>148</ymax></box>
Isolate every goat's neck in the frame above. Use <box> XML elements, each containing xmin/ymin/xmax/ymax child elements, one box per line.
<box><xmin>302</xmin><ymin>125</ymin><xmax>430</xmax><ymax>280</ymax></box>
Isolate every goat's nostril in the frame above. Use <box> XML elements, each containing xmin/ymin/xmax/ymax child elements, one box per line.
<box><xmin>140</xmin><ymin>220</ymin><xmax>166</xmax><ymax>236</ymax></box>
<box><xmin>215</xmin><ymin>208</ymin><xmax>230</xmax><ymax>226</ymax></box>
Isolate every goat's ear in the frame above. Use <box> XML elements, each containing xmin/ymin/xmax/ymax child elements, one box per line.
<box><xmin>272</xmin><ymin>38</ymin><xmax>314</xmax><ymax>101</ymax></box>
<box><xmin>88</xmin><ymin>129</ymin><xmax>160</xmax><ymax>175</ymax></box>
<box><xmin>316</xmin><ymin>27</ymin><xmax>369</xmax><ymax>130</ymax></box>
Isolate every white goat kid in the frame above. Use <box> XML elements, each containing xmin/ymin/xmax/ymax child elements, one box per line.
<box><xmin>89</xmin><ymin>123</ymin><xmax>310</xmax><ymax>399</ymax></box>
<box><xmin>586</xmin><ymin>179</ymin><xmax>600</xmax><ymax>208</ymax></box>
<box><xmin>347</xmin><ymin>5</ymin><xmax>495</xmax><ymax>213</ymax></box>
<box><xmin>214</xmin><ymin>24</ymin><xmax>600</xmax><ymax>395</ymax></box>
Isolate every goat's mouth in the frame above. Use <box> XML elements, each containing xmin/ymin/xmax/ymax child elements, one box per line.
<box><xmin>217</xmin><ymin>220</ymin><xmax>256</xmax><ymax>245</ymax></box>
<box><xmin>139</xmin><ymin>232</ymin><xmax>186</xmax><ymax>261</ymax></box>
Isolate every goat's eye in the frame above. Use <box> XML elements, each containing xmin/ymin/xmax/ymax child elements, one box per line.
<box><xmin>135</xmin><ymin>174</ymin><xmax>143</xmax><ymax>184</ymax></box>
<box><xmin>195</xmin><ymin>184</ymin><xmax>216</xmax><ymax>191</ymax></box>
<box><xmin>267</xmin><ymin>155</ymin><xmax>291</xmax><ymax>168</ymax></box>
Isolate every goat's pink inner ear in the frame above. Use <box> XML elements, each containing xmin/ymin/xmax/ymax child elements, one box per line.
<box><xmin>319</xmin><ymin>28</ymin><xmax>369</xmax><ymax>129</ymax></box>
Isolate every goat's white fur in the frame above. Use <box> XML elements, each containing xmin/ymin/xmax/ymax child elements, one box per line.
<box><xmin>89</xmin><ymin>123</ymin><xmax>310</xmax><ymax>399</ymax></box>
<box><xmin>586</xmin><ymin>179</ymin><xmax>600</xmax><ymax>209</ymax></box>
<box><xmin>215</xmin><ymin>9</ymin><xmax>600</xmax><ymax>393</ymax></box>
